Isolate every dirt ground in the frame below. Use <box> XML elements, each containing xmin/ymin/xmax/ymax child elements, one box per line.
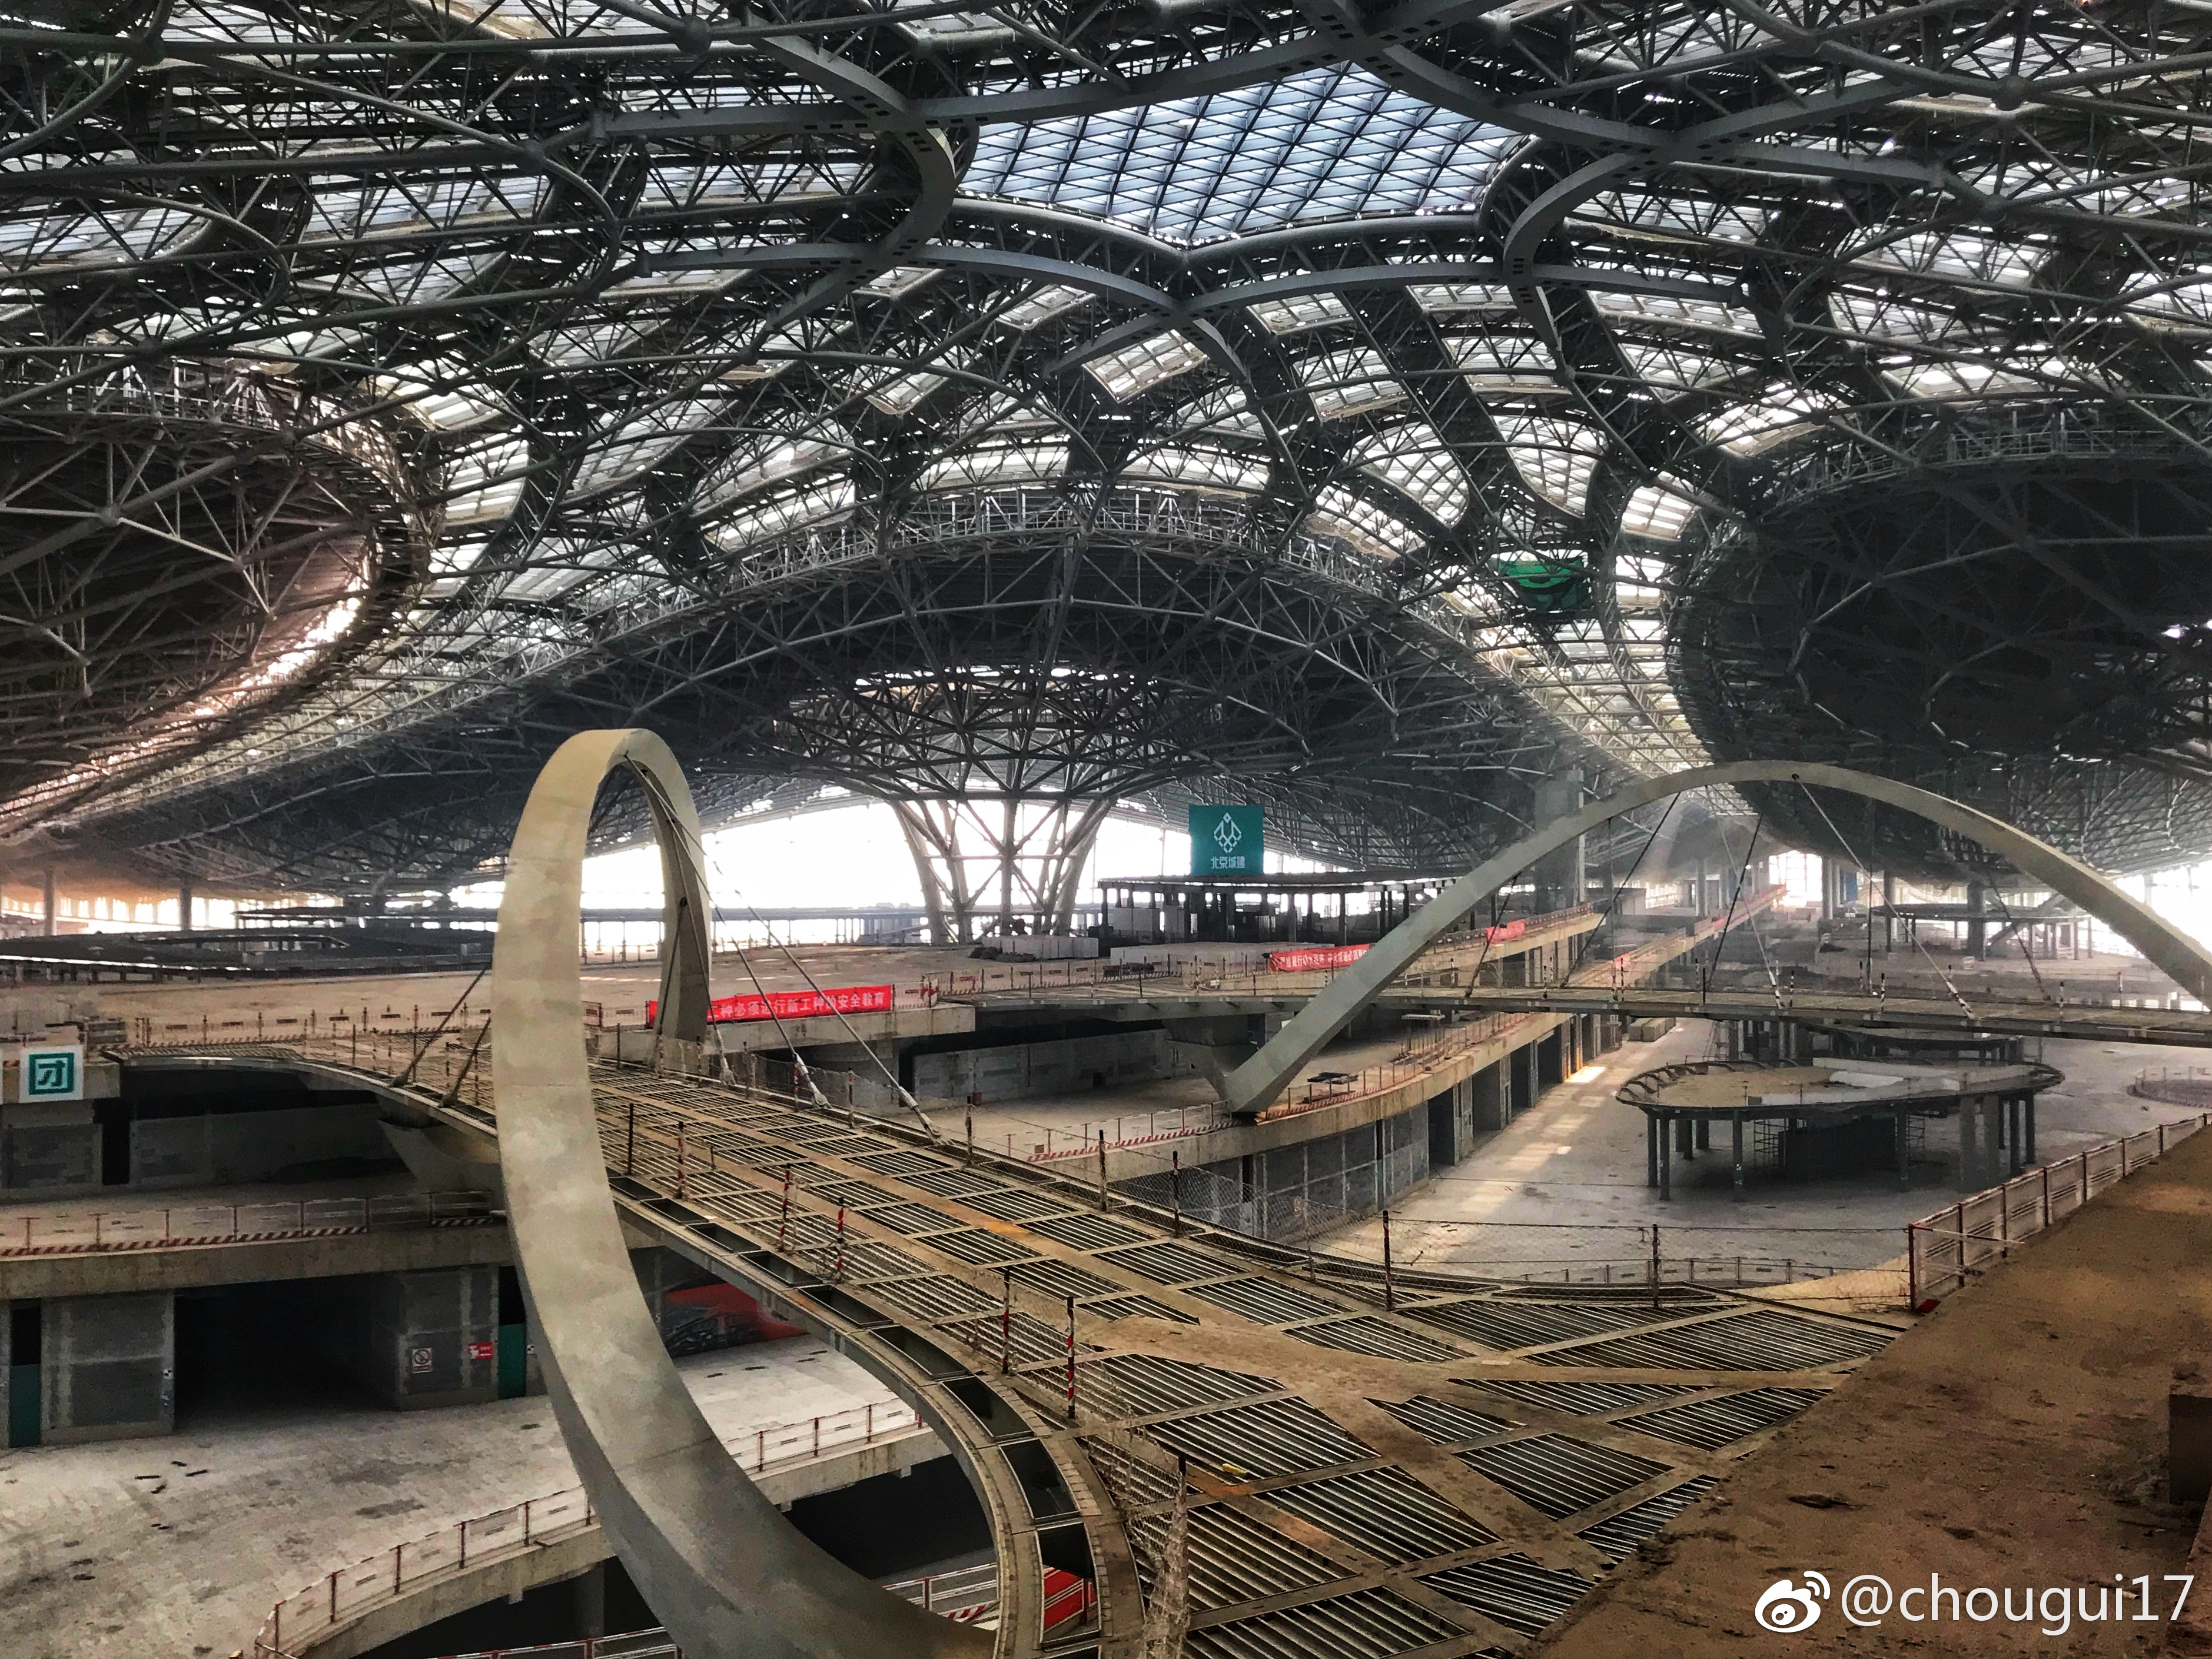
<box><xmin>1532</xmin><ymin>1125</ymin><xmax>2212</xmax><ymax>1657</ymax></box>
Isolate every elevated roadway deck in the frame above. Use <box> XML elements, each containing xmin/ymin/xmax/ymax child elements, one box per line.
<box><xmin>171</xmin><ymin>1036</ymin><xmax>1902</xmax><ymax>1658</ymax></box>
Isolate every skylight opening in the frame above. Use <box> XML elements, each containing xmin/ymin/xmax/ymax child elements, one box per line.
<box><xmin>1697</xmin><ymin>387</ymin><xmax>1835</xmax><ymax>454</ymax></box>
<box><xmin>862</xmin><ymin>367</ymin><xmax>948</xmax><ymax>416</ymax></box>
<box><xmin>567</xmin><ymin>398</ymin><xmax>725</xmax><ymax>498</ymax></box>
<box><xmin>918</xmin><ymin>441</ymin><xmax>1070</xmax><ymax>491</ymax></box>
<box><xmin>1862</xmin><ymin>230</ymin><xmax>2041</xmax><ymax>287</ymax></box>
<box><xmin>1306</xmin><ymin>486</ymin><xmax>1423</xmax><ymax>559</ymax></box>
<box><xmin>998</xmin><ymin>284</ymin><xmax>1095</xmax><ymax>331</ymax></box>
<box><xmin>1881</xmin><ymin>358</ymin><xmax>2039</xmax><ymax>398</ymax></box>
<box><xmin>858</xmin><ymin>265</ymin><xmax>941</xmax><ymax>300</ymax></box>
<box><xmin>696</xmin><ymin>432</ymin><xmax>843</xmax><ymax>508</ymax></box>
<box><xmin>1411</xmin><ymin>282</ymin><xmax>1516</xmax><ymax>315</ymax></box>
<box><xmin>1084</xmin><ymin>331</ymin><xmax>1210</xmax><ymax>400</ymax></box>
<box><xmin>1298</xmin><ymin>347</ymin><xmax>1404</xmax><ymax>418</ymax></box>
<box><xmin>1350</xmin><ymin>422</ymin><xmax>1470</xmax><ymax>523</ymax></box>
<box><xmin>444</xmin><ymin>434</ymin><xmax>532</xmax><ymax>524</ymax></box>
<box><xmin>1492</xmin><ymin>413</ymin><xmax>1606</xmax><ymax>516</ymax></box>
<box><xmin>1123</xmin><ymin>445</ymin><xmax>1270</xmax><ymax>496</ymax></box>
<box><xmin>1615</xmin><ymin>338</ymin><xmax>1739</xmax><ymax>390</ymax></box>
<box><xmin>1247</xmin><ymin>292</ymin><xmax>1354</xmax><ymax>335</ymax></box>
<box><xmin>1449</xmin><ymin>333</ymin><xmax>1562</xmax><ymax>396</ymax></box>
<box><xmin>1592</xmin><ymin>290</ymin><xmax>1762</xmax><ymax>337</ymax></box>
<box><xmin>708</xmin><ymin>478</ymin><xmax>859</xmax><ymax>554</ymax></box>
<box><xmin>1620</xmin><ymin>477</ymin><xmax>1699</xmax><ymax>540</ymax></box>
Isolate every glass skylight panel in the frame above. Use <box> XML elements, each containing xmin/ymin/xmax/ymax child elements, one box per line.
<box><xmin>1306</xmin><ymin>486</ymin><xmax>1423</xmax><ymax>559</ymax></box>
<box><xmin>1297</xmin><ymin>347</ymin><xmax>1404</xmax><ymax>418</ymax></box>
<box><xmin>1123</xmin><ymin>446</ymin><xmax>1269</xmax><ymax>495</ymax></box>
<box><xmin>1492</xmin><ymin>413</ymin><xmax>1606</xmax><ymax>516</ymax></box>
<box><xmin>918</xmin><ymin>441</ymin><xmax>1070</xmax><ymax>491</ymax></box>
<box><xmin>1449</xmin><ymin>333</ymin><xmax>1561</xmax><ymax>395</ymax></box>
<box><xmin>424</xmin><ymin>538</ymin><xmax>491</xmax><ymax>599</ymax></box>
<box><xmin>636</xmin><ymin>159</ymin><xmax>864</xmax><ymax>212</ymax></box>
<box><xmin>567</xmin><ymin>398</ymin><xmax>725</xmax><ymax>498</ymax></box>
<box><xmin>862</xmin><ymin>367</ymin><xmax>948</xmax><ymax>416</ymax></box>
<box><xmin>299</xmin><ymin>175</ymin><xmax>546</xmax><ymax>244</ymax></box>
<box><xmin>1247</xmin><ymin>292</ymin><xmax>1353</xmax><ymax>335</ymax></box>
<box><xmin>1084</xmin><ymin>331</ymin><xmax>1210</xmax><ymax>400</ymax></box>
<box><xmin>1615</xmin><ymin>338</ymin><xmax>1738</xmax><ymax>390</ymax></box>
<box><xmin>534</xmin><ymin>317</ymin><xmax>664</xmax><ymax>367</ymax></box>
<box><xmin>1862</xmin><ymin>230</ymin><xmax>2041</xmax><ymax>287</ymax></box>
<box><xmin>1411</xmin><ymin>282</ymin><xmax>1516</xmax><ymax>315</ymax></box>
<box><xmin>964</xmin><ymin>64</ymin><xmax>1514</xmax><ymax>245</ymax></box>
<box><xmin>708</xmin><ymin>478</ymin><xmax>858</xmax><ymax>553</ymax></box>
<box><xmin>309</xmin><ymin>250</ymin><xmax>502</xmax><ymax>307</ymax></box>
<box><xmin>1620</xmin><ymin>478</ymin><xmax>1699</xmax><ymax>541</ymax></box>
<box><xmin>1350</xmin><ymin>423</ymin><xmax>1470</xmax><ymax>523</ymax></box>
<box><xmin>444</xmin><ymin>434</ymin><xmax>532</xmax><ymax>525</ymax></box>
<box><xmin>1592</xmin><ymin>290</ymin><xmax>1762</xmax><ymax>337</ymax></box>
<box><xmin>1576</xmin><ymin>192</ymin><xmax>1768</xmax><ymax>243</ymax></box>
<box><xmin>1698</xmin><ymin>386</ymin><xmax>1836</xmax><ymax>454</ymax></box>
<box><xmin>367</xmin><ymin>373</ymin><xmax>503</xmax><ymax>430</ymax></box>
<box><xmin>1172</xmin><ymin>384</ymin><xmax>1266</xmax><ymax>438</ymax></box>
<box><xmin>858</xmin><ymin>265</ymin><xmax>941</xmax><ymax>300</ymax></box>
<box><xmin>998</xmin><ymin>284</ymin><xmax>1095</xmax><ymax>331</ymax></box>
<box><xmin>2126</xmin><ymin>279</ymin><xmax>2212</xmax><ymax>333</ymax></box>
<box><xmin>695</xmin><ymin>432</ymin><xmax>843</xmax><ymax>508</ymax></box>
<box><xmin>0</xmin><ymin>204</ymin><xmax>200</xmax><ymax>273</ymax></box>
<box><xmin>1881</xmin><ymin>358</ymin><xmax>2040</xmax><ymax>398</ymax></box>
<box><xmin>1826</xmin><ymin>290</ymin><xmax>1969</xmax><ymax>344</ymax></box>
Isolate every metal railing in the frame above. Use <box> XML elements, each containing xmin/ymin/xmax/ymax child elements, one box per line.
<box><xmin>253</xmin><ymin>1398</ymin><xmax>929</xmax><ymax>1658</ymax></box>
<box><xmin>2133</xmin><ymin>1066</ymin><xmax>2212</xmax><ymax>1108</ymax></box>
<box><xmin>0</xmin><ymin>1191</ymin><xmax>497</xmax><ymax>1255</ymax></box>
<box><xmin>1906</xmin><ymin>1113</ymin><xmax>2212</xmax><ymax>1307</ymax></box>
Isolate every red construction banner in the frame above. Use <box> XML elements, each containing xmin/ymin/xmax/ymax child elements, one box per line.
<box><xmin>1483</xmin><ymin>918</ymin><xmax>1528</xmax><ymax>943</ymax></box>
<box><xmin>645</xmin><ymin>985</ymin><xmax>895</xmax><ymax>1026</ymax></box>
<box><xmin>1269</xmin><ymin>944</ymin><xmax>1369</xmax><ymax>972</ymax></box>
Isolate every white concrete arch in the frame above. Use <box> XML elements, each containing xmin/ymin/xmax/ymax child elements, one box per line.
<box><xmin>491</xmin><ymin>729</ymin><xmax>989</xmax><ymax>1659</ymax></box>
<box><xmin>1219</xmin><ymin>760</ymin><xmax>2212</xmax><ymax>1116</ymax></box>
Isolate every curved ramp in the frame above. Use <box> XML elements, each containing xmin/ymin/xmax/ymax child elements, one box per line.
<box><xmin>1220</xmin><ymin>760</ymin><xmax>2212</xmax><ymax>1116</ymax></box>
<box><xmin>491</xmin><ymin>728</ymin><xmax>990</xmax><ymax>1659</ymax></box>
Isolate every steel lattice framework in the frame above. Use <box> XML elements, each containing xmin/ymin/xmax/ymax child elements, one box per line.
<box><xmin>9</xmin><ymin>0</ymin><xmax>2212</xmax><ymax>890</ymax></box>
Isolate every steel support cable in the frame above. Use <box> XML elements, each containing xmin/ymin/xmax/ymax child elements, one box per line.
<box><xmin>1698</xmin><ymin>808</ymin><xmax>1763</xmax><ymax>999</ymax></box>
<box><xmin>1566</xmin><ymin>794</ymin><xmax>1675</xmax><ymax>985</ymax></box>
<box><xmin>1791</xmin><ymin>777</ymin><xmax>1979</xmax><ymax>1023</ymax></box>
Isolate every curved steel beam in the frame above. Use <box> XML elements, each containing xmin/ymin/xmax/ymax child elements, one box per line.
<box><xmin>491</xmin><ymin>727</ymin><xmax>989</xmax><ymax>1659</ymax></box>
<box><xmin>1217</xmin><ymin>759</ymin><xmax>2212</xmax><ymax>1116</ymax></box>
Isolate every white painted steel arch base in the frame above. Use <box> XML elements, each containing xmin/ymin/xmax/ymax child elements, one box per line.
<box><xmin>1219</xmin><ymin>760</ymin><xmax>2212</xmax><ymax>1117</ymax></box>
<box><xmin>491</xmin><ymin>729</ymin><xmax>990</xmax><ymax>1659</ymax></box>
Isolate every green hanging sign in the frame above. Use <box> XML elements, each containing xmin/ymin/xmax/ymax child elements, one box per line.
<box><xmin>1190</xmin><ymin>805</ymin><xmax>1264</xmax><ymax>877</ymax></box>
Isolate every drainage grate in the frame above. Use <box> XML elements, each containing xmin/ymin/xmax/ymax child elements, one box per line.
<box><xmin>1262</xmin><ymin>1467</ymin><xmax>1496</xmax><ymax>1562</ymax></box>
<box><xmin>1009</xmin><ymin>1259</ymin><xmax>1122</xmax><ymax>1301</ymax></box>
<box><xmin>1100</xmin><ymin>1241</ymin><xmax>1238</xmax><ymax>1284</ymax></box>
<box><xmin>1288</xmin><ymin>1317</ymin><xmax>1466</xmax><ymax>1364</ymax></box>
<box><xmin>1081</xmin><ymin>1354</ymin><xmax>1277</xmax><ymax>1418</ymax></box>
<box><xmin>1185</xmin><ymin>1277</ymin><xmax>1346</xmax><ymax>1325</ymax></box>
<box><xmin>1027</xmin><ymin>1213</ymin><xmax>1152</xmax><ymax>1250</ymax></box>
<box><xmin>818</xmin><ymin>1240</ymin><xmax>925</xmax><ymax>1280</ymax></box>
<box><xmin>1185</xmin><ymin>1587</ymin><xmax>1460</xmax><ymax>1659</ymax></box>
<box><xmin>1410</xmin><ymin>1299</ymin><xmax>1653</xmax><ymax>1351</ymax></box>
<box><xmin>849</xmin><ymin>1149</ymin><xmax>956</xmax><ymax>1177</ymax></box>
<box><xmin>1454</xmin><ymin>1434</ymin><xmax>1673</xmax><ymax>1519</ymax></box>
<box><xmin>705</xmin><ymin>1189</ymin><xmax>784</xmax><ymax>1220</ymax></box>
<box><xmin>1616</xmin><ymin>1387</ymin><xmax>1826</xmax><ymax>1450</ymax></box>
<box><xmin>958</xmin><ymin>1187</ymin><xmax>1074</xmax><ymax>1222</ymax></box>
<box><xmin>925</xmin><ymin>1229</ymin><xmax>1038</xmax><ymax>1266</ymax></box>
<box><xmin>1142</xmin><ymin>1399</ymin><xmax>1375</xmax><ymax>1480</ymax></box>
<box><xmin>1081</xmin><ymin>1294</ymin><xmax>1195</xmax><ymax>1325</ymax></box>
<box><xmin>1460</xmin><ymin>1379</ymin><xmax>1697</xmax><ymax>1417</ymax></box>
<box><xmin>1532</xmin><ymin>1309</ymin><xmax>1891</xmax><ymax>1372</ymax></box>
<box><xmin>1421</xmin><ymin>1553</ymin><xmax>1590</xmax><ymax>1635</ymax></box>
<box><xmin>857</xmin><ymin>1201</ymin><xmax>961</xmax><ymax>1236</ymax></box>
<box><xmin>1577</xmin><ymin>1475</ymin><xmax>1721</xmax><ymax>1560</ymax></box>
<box><xmin>1372</xmin><ymin>1395</ymin><xmax>1519</xmax><ymax>1445</ymax></box>
<box><xmin>1130</xmin><ymin>1501</ymin><xmax>1346</xmax><ymax>1611</ymax></box>
<box><xmin>901</xmin><ymin>1168</ymin><xmax>1007</xmax><ymax>1198</ymax></box>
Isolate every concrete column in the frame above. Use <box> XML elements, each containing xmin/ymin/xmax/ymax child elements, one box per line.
<box><xmin>2025</xmin><ymin>1095</ymin><xmax>2037</xmax><ymax>1164</ymax></box>
<box><xmin>41</xmin><ymin>867</ymin><xmax>55</xmax><ymax>938</ymax></box>
<box><xmin>1954</xmin><ymin>1095</ymin><xmax>2005</xmax><ymax>1192</ymax></box>
<box><xmin>1882</xmin><ymin>872</ymin><xmax>1896</xmax><ymax>951</ymax></box>
<box><xmin>1731</xmin><ymin>1111</ymin><xmax>1745</xmax><ymax>1199</ymax></box>
<box><xmin>1895</xmin><ymin>1108</ymin><xmax>1910</xmax><ymax>1189</ymax></box>
<box><xmin>1532</xmin><ymin>775</ymin><xmax>1585</xmax><ymax>913</ymax></box>
<box><xmin>331</xmin><ymin>1268</ymin><xmax>499</xmax><ymax>1408</ymax></box>
<box><xmin>177</xmin><ymin>879</ymin><xmax>194</xmax><ymax>933</ymax></box>
<box><xmin>1646</xmin><ymin>1112</ymin><xmax>1659</xmax><ymax>1189</ymax></box>
<box><xmin>1967</xmin><ymin>881</ymin><xmax>1988</xmax><ymax>959</ymax></box>
<box><xmin>41</xmin><ymin>1292</ymin><xmax>173</xmax><ymax>1444</ymax></box>
<box><xmin>1659</xmin><ymin>1112</ymin><xmax>1673</xmax><ymax>1199</ymax></box>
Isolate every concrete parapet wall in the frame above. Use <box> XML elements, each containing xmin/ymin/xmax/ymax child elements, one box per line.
<box><xmin>43</xmin><ymin>1290</ymin><xmax>172</xmax><ymax>1445</ymax></box>
<box><xmin>914</xmin><ymin>1028</ymin><xmax>1187</xmax><ymax>1104</ymax></box>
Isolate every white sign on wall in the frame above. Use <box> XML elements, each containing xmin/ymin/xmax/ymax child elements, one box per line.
<box><xmin>19</xmin><ymin>1043</ymin><xmax>84</xmax><ymax>1102</ymax></box>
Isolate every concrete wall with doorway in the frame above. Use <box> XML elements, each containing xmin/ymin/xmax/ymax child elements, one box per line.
<box><xmin>41</xmin><ymin>1291</ymin><xmax>174</xmax><ymax>1444</ymax></box>
<box><xmin>324</xmin><ymin>1267</ymin><xmax>500</xmax><ymax>1409</ymax></box>
<box><xmin>913</xmin><ymin>1028</ymin><xmax>1185</xmax><ymax>1104</ymax></box>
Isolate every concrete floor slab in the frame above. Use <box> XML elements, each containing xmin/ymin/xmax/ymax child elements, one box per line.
<box><xmin>0</xmin><ymin>1336</ymin><xmax>899</xmax><ymax>1659</ymax></box>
